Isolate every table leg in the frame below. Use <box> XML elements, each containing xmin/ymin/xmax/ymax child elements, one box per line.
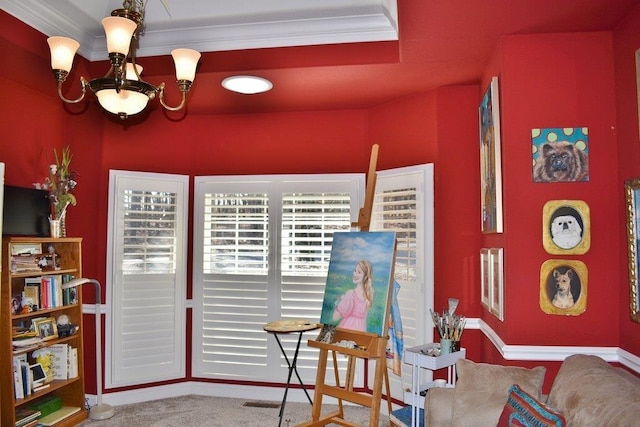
<box><xmin>274</xmin><ymin>332</ymin><xmax>312</xmax><ymax>427</ymax></box>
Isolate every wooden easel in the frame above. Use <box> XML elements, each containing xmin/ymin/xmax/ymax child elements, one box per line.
<box><xmin>296</xmin><ymin>144</ymin><xmax>393</xmax><ymax>427</ymax></box>
<box><xmin>297</xmin><ymin>329</ymin><xmax>392</xmax><ymax>427</ymax></box>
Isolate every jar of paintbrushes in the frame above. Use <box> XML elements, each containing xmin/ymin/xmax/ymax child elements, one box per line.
<box><xmin>430</xmin><ymin>298</ymin><xmax>466</xmax><ymax>355</ymax></box>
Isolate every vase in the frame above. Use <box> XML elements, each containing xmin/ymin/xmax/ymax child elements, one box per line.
<box><xmin>49</xmin><ymin>218</ymin><xmax>62</xmax><ymax>238</ymax></box>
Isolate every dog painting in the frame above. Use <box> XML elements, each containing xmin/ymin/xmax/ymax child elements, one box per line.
<box><xmin>550</xmin><ymin>214</ymin><xmax>583</xmax><ymax>249</ymax></box>
<box><xmin>532</xmin><ymin>128</ymin><xmax>589</xmax><ymax>183</ymax></box>
<box><xmin>540</xmin><ymin>260</ymin><xmax>587</xmax><ymax>316</ymax></box>
<box><xmin>551</xmin><ymin>268</ymin><xmax>575</xmax><ymax>309</ymax></box>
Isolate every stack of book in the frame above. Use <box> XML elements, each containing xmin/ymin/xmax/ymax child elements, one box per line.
<box><xmin>14</xmin><ymin>408</ymin><xmax>41</xmax><ymax>427</ymax></box>
<box><xmin>10</xmin><ymin>255</ymin><xmax>42</xmax><ymax>274</ymax></box>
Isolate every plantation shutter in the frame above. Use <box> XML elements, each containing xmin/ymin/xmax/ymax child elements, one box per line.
<box><xmin>105</xmin><ymin>170</ymin><xmax>188</xmax><ymax>388</ymax></box>
<box><xmin>192</xmin><ymin>175</ymin><xmax>364</xmax><ymax>382</ymax></box>
<box><xmin>370</xmin><ymin>164</ymin><xmax>434</xmax><ymax>401</ymax></box>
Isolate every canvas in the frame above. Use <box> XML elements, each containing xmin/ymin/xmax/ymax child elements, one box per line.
<box><xmin>319</xmin><ymin>231</ymin><xmax>396</xmax><ymax>336</ymax></box>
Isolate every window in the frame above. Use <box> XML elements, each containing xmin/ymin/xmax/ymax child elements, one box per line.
<box><xmin>105</xmin><ymin>170</ymin><xmax>189</xmax><ymax>388</ymax></box>
<box><xmin>370</xmin><ymin>164</ymin><xmax>434</xmax><ymax>401</ymax></box>
<box><xmin>192</xmin><ymin>175</ymin><xmax>364</xmax><ymax>382</ymax></box>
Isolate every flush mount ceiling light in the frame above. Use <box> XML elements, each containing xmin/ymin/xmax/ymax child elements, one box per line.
<box><xmin>222</xmin><ymin>75</ymin><xmax>273</xmax><ymax>94</ymax></box>
<box><xmin>47</xmin><ymin>0</ymin><xmax>201</xmax><ymax>120</ymax></box>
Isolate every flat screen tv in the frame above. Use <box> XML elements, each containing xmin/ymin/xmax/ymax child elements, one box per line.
<box><xmin>2</xmin><ymin>185</ymin><xmax>51</xmax><ymax>237</ymax></box>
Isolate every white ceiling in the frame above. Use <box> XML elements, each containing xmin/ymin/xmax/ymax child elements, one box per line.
<box><xmin>1</xmin><ymin>0</ymin><xmax>398</xmax><ymax>60</ymax></box>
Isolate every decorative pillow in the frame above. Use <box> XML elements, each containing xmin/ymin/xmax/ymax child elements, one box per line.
<box><xmin>451</xmin><ymin>360</ymin><xmax>547</xmax><ymax>427</ymax></box>
<box><xmin>498</xmin><ymin>384</ymin><xmax>565</xmax><ymax>427</ymax></box>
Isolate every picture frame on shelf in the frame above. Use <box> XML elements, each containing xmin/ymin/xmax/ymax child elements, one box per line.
<box><xmin>539</xmin><ymin>259</ymin><xmax>587</xmax><ymax>316</ymax></box>
<box><xmin>33</xmin><ymin>317</ymin><xmax>58</xmax><ymax>340</ymax></box>
<box><xmin>489</xmin><ymin>248</ymin><xmax>504</xmax><ymax>321</ymax></box>
<box><xmin>624</xmin><ymin>178</ymin><xmax>640</xmax><ymax>323</ymax></box>
<box><xmin>480</xmin><ymin>248</ymin><xmax>491</xmax><ymax>308</ymax></box>
<box><xmin>479</xmin><ymin>76</ymin><xmax>503</xmax><ymax>234</ymax></box>
<box><xmin>542</xmin><ymin>200</ymin><xmax>591</xmax><ymax>255</ymax></box>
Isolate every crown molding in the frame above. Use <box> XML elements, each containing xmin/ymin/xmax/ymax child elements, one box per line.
<box><xmin>1</xmin><ymin>0</ymin><xmax>398</xmax><ymax>61</ymax></box>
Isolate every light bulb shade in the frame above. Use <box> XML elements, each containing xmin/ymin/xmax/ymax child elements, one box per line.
<box><xmin>96</xmin><ymin>89</ymin><xmax>149</xmax><ymax>116</ymax></box>
<box><xmin>171</xmin><ymin>48</ymin><xmax>201</xmax><ymax>82</ymax></box>
<box><xmin>125</xmin><ymin>63</ymin><xmax>143</xmax><ymax>80</ymax></box>
<box><xmin>102</xmin><ymin>16</ymin><xmax>137</xmax><ymax>55</ymax></box>
<box><xmin>47</xmin><ymin>36</ymin><xmax>80</xmax><ymax>72</ymax></box>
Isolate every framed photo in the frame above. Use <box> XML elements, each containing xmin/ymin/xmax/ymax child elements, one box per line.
<box><xmin>542</xmin><ymin>200</ymin><xmax>591</xmax><ymax>255</ymax></box>
<box><xmin>539</xmin><ymin>259</ymin><xmax>587</xmax><ymax>316</ymax></box>
<box><xmin>480</xmin><ymin>248</ymin><xmax>491</xmax><ymax>308</ymax></box>
<box><xmin>624</xmin><ymin>178</ymin><xmax>640</xmax><ymax>323</ymax></box>
<box><xmin>489</xmin><ymin>248</ymin><xmax>504</xmax><ymax>321</ymax></box>
<box><xmin>479</xmin><ymin>76</ymin><xmax>503</xmax><ymax>234</ymax></box>
<box><xmin>33</xmin><ymin>317</ymin><xmax>58</xmax><ymax>341</ymax></box>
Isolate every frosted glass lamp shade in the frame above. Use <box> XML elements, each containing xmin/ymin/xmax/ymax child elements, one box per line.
<box><xmin>171</xmin><ymin>48</ymin><xmax>201</xmax><ymax>81</ymax></box>
<box><xmin>125</xmin><ymin>63</ymin><xmax>143</xmax><ymax>80</ymax></box>
<box><xmin>102</xmin><ymin>17</ymin><xmax>137</xmax><ymax>55</ymax></box>
<box><xmin>47</xmin><ymin>37</ymin><xmax>80</xmax><ymax>72</ymax></box>
<box><xmin>96</xmin><ymin>89</ymin><xmax>149</xmax><ymax>116</ymax></box>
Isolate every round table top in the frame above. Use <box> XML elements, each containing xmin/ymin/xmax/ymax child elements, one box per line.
<box><xmin>263</xmin><ymin>319</ymin><xmax>321</xmax><ymax>333</ymax></box>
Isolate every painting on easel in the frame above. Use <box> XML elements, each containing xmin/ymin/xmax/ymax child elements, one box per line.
<box><xmin>319</xmin><ymin>231</ymin><xmax>396</xmax><ymax>336</ymax></box>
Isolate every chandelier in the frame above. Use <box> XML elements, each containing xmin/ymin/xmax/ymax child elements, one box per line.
<box><xmin>47</xmin><ymin>0</ymin><xmax>201</xmax><ymax>120</ymax></box>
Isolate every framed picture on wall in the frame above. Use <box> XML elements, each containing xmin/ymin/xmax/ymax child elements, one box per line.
<box><xmin>479</xmin><ymin>76</ymin><xmax>503</xmax><ymax>233</ymax></box>
<box><xmin>624</xmin><ymin>178</ymin><xmax>640</xmax><ymax>323</ymax></box>
<box><xmin>489</xmin><ymin>248</ymin><xmax>504</xmax><ymax>321</ymax></box>
<box><xmin>542</xmin><ymin>200</ymin><xmax>591</xmax><ymax>255</ymax></box>
<box><xmin>480</xmin><ymin>248</ymin><xmax>491</xmax><ymax>308</ymax></box>
<box><xmin>539</xmin><ymin>259</ymin><xmax>587</xmax><ymax>316</ymax></box>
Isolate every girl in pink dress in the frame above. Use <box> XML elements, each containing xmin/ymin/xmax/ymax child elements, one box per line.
<box><xmin>332</xmin><ymin>260</ymin><xmax>374</xmax><ymax>331</ymax></box>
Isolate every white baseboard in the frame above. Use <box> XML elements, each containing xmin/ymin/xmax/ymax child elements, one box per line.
<box><xmin>476</xmin><ymin>318</ymin><xmax>640</xmax><ymax>372</ymax></box>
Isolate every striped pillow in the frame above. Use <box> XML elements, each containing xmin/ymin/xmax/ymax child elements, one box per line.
<box><xmin>498</xmin><ymin>384</ymin><xmax>566</xmax><ymax>427</ymax></box>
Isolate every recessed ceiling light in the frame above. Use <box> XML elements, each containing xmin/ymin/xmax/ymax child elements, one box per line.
<box><xmin>221</xmin><ymin>75</ymin><xmax>273</xmax><ymax>94</ymax></box>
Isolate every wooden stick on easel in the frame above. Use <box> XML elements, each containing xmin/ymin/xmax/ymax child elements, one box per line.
<box><xmin>352</xmin><ymin>144</ymin><xmax>379</xmax><ymax>232</ymax></box>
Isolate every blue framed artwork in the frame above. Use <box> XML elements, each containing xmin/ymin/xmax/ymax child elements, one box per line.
<box><xmin>532</xmin><ymin>127</ymin><xmax>589</xmax><ymax>182</ymax></box>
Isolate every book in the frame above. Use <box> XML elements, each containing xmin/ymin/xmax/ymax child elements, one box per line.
<box><xmin>14</xmin><ymin>407</ymin><xmax>41</xmax><ymax>427</ymax></box>
<box><xmin>48</xmin><ymin>344</ymin><xmax>69</xmax><ymax>380</ymax></box>
<box><xmin>37</xmin><ymin>406</ymin><xmax>81</xmax><ymax>426</ymax></box>
<box><xmin>68</xmin><ymin>347</ymin><xmax>79</xmax><ymax>379</ymax></box>
<box><xmin>23</xmin><ymin>279</ymin><xmax>41</xmax><ymax>312</ymax></box>
<box><xmin>13</xmin><ymin>356</ymin><xmax>24</xmax><ymax>399</ymax></box>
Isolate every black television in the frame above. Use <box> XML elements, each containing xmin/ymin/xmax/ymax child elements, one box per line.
<box><xmin>2</xmin><ymin>185</ymin><xmax>51</xmax><ymax>237</ymax></box>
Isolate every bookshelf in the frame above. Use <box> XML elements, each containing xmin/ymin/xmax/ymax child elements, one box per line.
<box><xmin>1</xmin><ymin>237</ymin><xmax>87</xmax><ymax>427</ymax></box>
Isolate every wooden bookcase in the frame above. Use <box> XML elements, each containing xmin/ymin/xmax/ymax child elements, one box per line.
<box><xmin>1</xmin><ymin>237</ymin><xmax>87</xmax><ymax>427</ymax></box>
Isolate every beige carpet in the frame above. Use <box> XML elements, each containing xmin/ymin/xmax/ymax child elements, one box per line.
<box><xmin>78</xmin><ymin>394</ymin><xmax>392</xmax><ymax>426</ymax></box>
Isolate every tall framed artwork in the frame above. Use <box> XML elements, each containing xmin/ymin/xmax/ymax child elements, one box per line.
<box><xmin>624</xmin><ymin>178</ymin><xmax>640</xmax><ymax>323</ymax></box>
<box><xmin>479</xmin><ymin>76</ymin><xmax>503</xmax><ymax>233</ymax></box>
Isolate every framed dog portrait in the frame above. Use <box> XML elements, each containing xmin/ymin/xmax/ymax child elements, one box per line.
<box><xmin>624</xmin><ymin>178</ymin><xmax>640</xmax><ymax>323</ymax></box>
<box><xmin>479</xmin><ymin>76</ymin><xmax>503</xmax><ymax>234</ymax></box>
<box><xmin>539</xmin><ymin>260</ymin><xmax>587</xmax><ymax>316</ymax></box>
<box><xmin>480</xmin><ymin>248</ymin><xmax>491</xmax><ymax>308</ymax></box>
<box><xmin>542</xmin><ymin>200</ymin><xmax>591</xmax><ymax>255</ymax></box>
<box><xmin>489</xmin><ymin>248</ymin><xmax>504</xmax><ymax>321</ymax></box>
<box><xmin>532</xmin><ymin>127</ymin><xmax>589</xmax><ymax>183</ymax></box>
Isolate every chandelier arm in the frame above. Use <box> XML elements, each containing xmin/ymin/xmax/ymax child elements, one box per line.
<box><xmin>158</xmin><ymin>82</ymin><xmax>192</xmax><ymax>112</ymax></box>
<box><xmin>55</xmin><ymin>75</ymin><xmax>88</xmax><ymax>104</ymax></box>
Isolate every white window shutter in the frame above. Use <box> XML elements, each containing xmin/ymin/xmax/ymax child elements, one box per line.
<box><xmin>192</xmin><ymin>175</ymin><xmax>364</xmax><ymax>382</ymax></box>
<box><xmin>370</xmin><ymin>164</ymin><xmax>434</xmax><ymax>401</ymax></box>
<box><xmin>105</xmin><ymin>170</ymin><xmax>189</xmax><ymax>388</ymax></box>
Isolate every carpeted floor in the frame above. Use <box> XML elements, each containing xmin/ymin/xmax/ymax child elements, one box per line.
<box><xmin>77</xmin><ymin>394</ymin><xmax>392</xmax><ymax>426</ymax></box>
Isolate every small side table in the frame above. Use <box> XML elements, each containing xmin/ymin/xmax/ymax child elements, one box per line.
<box><xmin>263</xmin><ymin>319</ymin><xmax>320</xmax><ymax>427</ymax></box>
<box><xmin>399</xmin><ymin>343</ymin><xmax>466</xmax><ymax>427</ymax></box>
